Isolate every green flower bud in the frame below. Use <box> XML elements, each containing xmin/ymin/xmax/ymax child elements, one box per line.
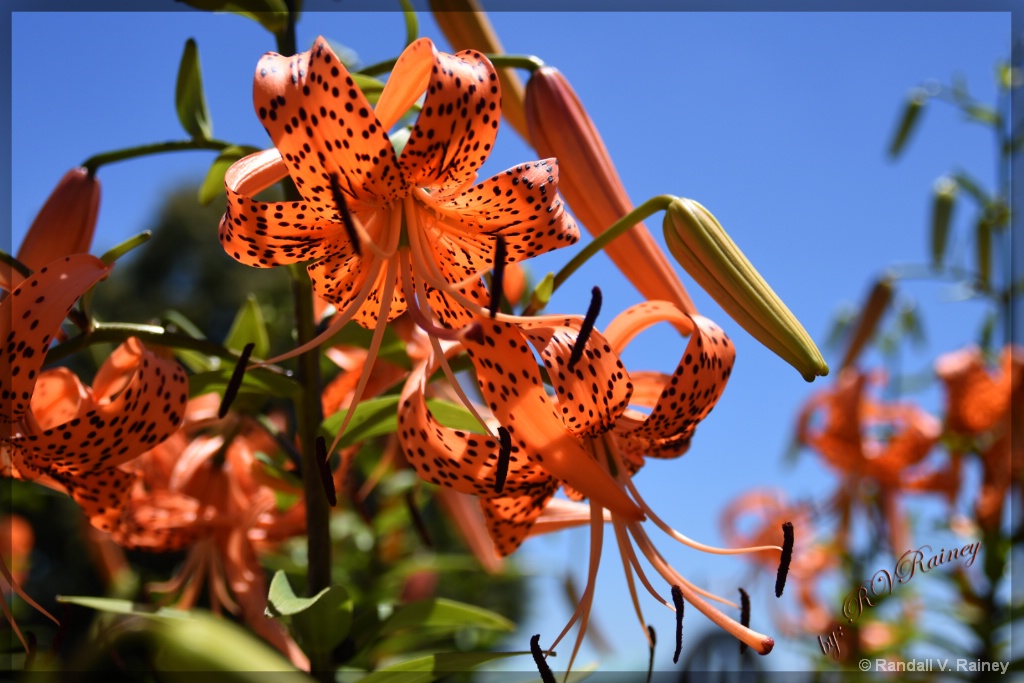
<box><xmin>663</xmin><ymin>198</ymin><xmax>829</xmax><ymax>382</ymax></box>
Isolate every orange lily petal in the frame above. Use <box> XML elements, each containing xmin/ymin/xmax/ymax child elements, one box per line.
<box><xmin>19</xmin><ymin>345</ymin><xmax>183</xmax><ymax>468</ymax></box>
<box><xmin>0</xmin><ymin>254</ymin><xmax>110</xmax><ymax>425</ymax></box>
<box><xmin>29</xmin><ymin>368</ymin><xmax>86</xmax><ymax>431</ymax></box>
<box><xmin>253</xmin><ymin>36</ymin><xmax>406</xmax><ymax>207</ymax></box>
<box><xmin>430</xmin><ymin>159</ymin><xmax>579</xmax><ymax>260</ymax></box>
<box><xmin>517</xmin><ymin>316</ymin><xmax>632</xmax><ymax>437</ymax></box>
<box><xmin>479</xmin><ymin>486</ymin><xmax>560</xmax><ymax>557</ymax></box>
<box><xmin>398</xmin><ymin>358</ymin><xmax>555</xmax><ymax>497</ymax></box>
<box><xmin>935</xmin><ymin>345</ymin><xmax>1014</xmax><ymax>434</ymax></box>
<box><xmin>385</xmin><ymin>39</ymin><xmax>501</xmax><ymax>194</ymax></box>
<box><xmin>463</xmin><ymin>320</ymin><xmax>642</xmax><ymax>521</ymax></box>
<box><xmin>307</xmin><ymin>247</ymin><xmax>403</xmax><ymax>325</ymax></box>
<box><xmin>614</xmin><ymin>314</ymin><xmax>735</xmax><ymax>458</ymax></box>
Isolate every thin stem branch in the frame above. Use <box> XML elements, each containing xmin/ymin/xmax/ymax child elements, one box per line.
<box><xmin>82</xmin><ymin>139</ymin><xmax>232</xmax><ymax>174</ymax></box>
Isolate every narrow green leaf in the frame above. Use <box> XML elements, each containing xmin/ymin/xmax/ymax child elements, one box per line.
<box><xmin>976</xmin><ymin>215</ymin><xmax>992</xmax><ymax>291</ymax></box>
<box><xmin>176</xmin><ymin>0</ymin><xmax>290</xmax><ymax>36</ymax></box>
<box><xmin>358</xmin><ymin>651</ymin><xmax>526</xmax><ymax>683</ymax></box>
<box><xmin>951</xmin><ymin>171</ymin><xmax>988</xmax><ymax>205</ymax></box>
<box><xmin>175</xmin><ymin>38</ymin><xmax>212</xmax><ymax>141</ymax></box>
<box><xmin>225</xmin><ymin>294</ymin><xmax>270</xmax><ymax>360</ymax></box>
<box><xmin>963</xmin><ymin>103</ymin><xmax>1000</xmax><ymax>127</ymax></box>
<box><xmin>400</xmin><ymin>0</ymin><xmax>419</xmax><ymax>47</ymax></box>
<box><xmin>199</xmin><ymin>145</ymin><xmax>258</xmax><ymax>205</ymax></box>
<box><xmin>931</xmin><ymin>177</ymin><xmax>957</xmax><ymax>269</ymax></box>
<box><xmin>320</xmin><ymin>396</ymin><xmax>483</xmax><ymax>447</ymax></box>
<box><xmin>162</xmin><ymin>310</ymin><xmax>219</xmax><ymax>372</ymax></box>
<box><xmin>100</xmin><ymin>231</ymin><xmax>152</xmax><ymax>266</ymax></box>
<box><xmin>57</xmin><ymin>595</ymin><xmax>190</xmax><ymax>619</ymax></box>
<box><xmin>888</xmin><ymin>87</ymin><xmax>927</xmax><ymax>158</ymax></box>
<box><xmin>189</xmin><ymin>366</ymin><xmax>300</xmax><ymax>401</ymax></box>
<box><xmin>379</xmin><ymin>598</ymin><xmax>515</xmax><ymax>636</ymax></box>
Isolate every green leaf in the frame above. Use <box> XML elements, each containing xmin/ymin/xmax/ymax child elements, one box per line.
<box><xmin>199</xmin><ymin>145</ymin><xmax>258</xmax><ymax>205</ymax></box>
<box><xmin>189</xmin><ymin>365</ymin><xmax>300</xmax><ymax>402</ymax></box>
<box><xmin>887</xmin><ymin>87</ymin><xmax>927</xmax><ymax>158</ymax></box>
<box><xmin>266</xmin><ymin>571</ymin><xmax>353</xmax><ymax>654</ymax></box>
<box><xmin>930</xmin><ymin>176</ymin><xmax>957</xmax><ymax>269</ymax></box>
<box><xmin>324</xmin><ymin>320</ymin><xmax>410</xmax><ymax>370</ymax></box>
<box><xmin>976</xmin><ymin>214</ymin><xmax>992</xmax><ymax>291</ymax></box>
<box><xmin>951</xmin><ymin>171</ymin><xmax>988</xmax><ymax>205</ymax></box>
<box><xmin>176</xmin><ymin>0</ymin><xmax>291</xmax><ymax>35</ymax></box>
<box><xmin>175</xmin><ymin>38</ymin><xmax>212</xmax><ymax>141</ymax></box>
<box><xmin>379</xmin><ymin>598</ymin><xmax>515</xmax><ymax>636</ymax></box>
<box><xmin>100</xmin><ymin>231</ymin><xmax>152</xmax><ymax>265</ymax></box>
<box><xmin>963</xmin><ymin>103</ymin><xmax>1000</xmax><ymax>127</ymax></box>
<box><xmin>162</xmin><ymin>310</ymin><xmax>219</xmax><ymax>372</ymax></box>
<box><xmin>57</xmin><ymin>595</ymin><xmax>190</xmax><ymax>619</ymax></box>
<box><xmin>225</xmin><ymin>294</ymin><xmax>270</xmax><ymax>360</ymax></box>
<box><xmin>321</xmin><ymin>397</ymin><xmax>483</xmax><ymax>447</ymax></box>
<box><xmin>358</xmin><ymin>651</ymin><xmax>526</xmax><ymax>683</ymax></box>
<box><xmin>400</xmin><ymin>0</ymin><xmax>419</xmax><ymax>47</ymax></box>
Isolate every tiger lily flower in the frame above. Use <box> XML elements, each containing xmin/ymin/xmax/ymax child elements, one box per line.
<box><xmin>1</xmin><ymin>168</ymin><xmax>100</xmax><ymax>292</ymax></box>
<box><xmin>935</xmin><ymin>345</ymin><xmax>1023</xmax><ymax>530</ymax></box>
<box><xmin>796</xmin><ymin>368</ymin><xmax>942</xmax><ymax>553</ymax></box>
<box><xmin>1</xmin><ymin>255</ymin><xmax>188</xmax><ymax>533</ymax></box>
<box><xmin>399</xmin><ymin>301</ymin><xmax>781</xmax><ymax>666</ymax></box>
<box><xmin>219</xmin><ymin>36</ymin><xmax>578</xmax><ymax>438</ymax></box>
<box><xmin>114</xmin><ymin>393</ymin><xmax>308</xmax><ymax>669</ymax></box>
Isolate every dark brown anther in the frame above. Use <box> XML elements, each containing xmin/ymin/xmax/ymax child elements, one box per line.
<box><xmin>530</xmin><ymin>634</ymin><xmax>556</xmax><ymax>683</ymax></box>
<box><xmin>671</xmin><ymin>584</ymin><xmax>684</xmax><ymax>664</ymax></box>
<box><xmin>646</xmin><ymin>625</ymin><xmax>657</xmax><ymax>683</ymax></box>
<box><xmin>739</xmin><ymin>587</ymin><xmax>751</xmax><ymax>654</ymax></box>
<box><xmin>493</xmin><ymin>427</ymin><xmax>512</xmax><ymax>493</ymax></box>
<box><xmin>776</xmin><ymin>521</ymin><xmax>794</xmax><ymax>597</ymax></box>
<box><xmin>315</xmin><ymin>436</ymin><xmax>337</xmax><ymax>507</ymax></box>
<box><xmin>218</xmin><ymin>342</ymin><xmax>255</xmax><ymax>418</ymax></box>
<box><xmin>330</xmin><ymin>172</ymin><xmax>361</xmax><ymax>257</ymax></box>
<box><xmin>488</xmin><ymin>235</ymin><xmax>507</xmax><ymax>318</ymax></box>
<box><xmin>462</xmin><ymin>322</ymin><xmax>485</xmax><ymax>345</ymax></box>
<box><xmin>568</xmin><ymin>286</ymin><xmax>602</xmax><ymax>372</ymax></box>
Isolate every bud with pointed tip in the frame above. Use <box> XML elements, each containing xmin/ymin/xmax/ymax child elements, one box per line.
<box><xmin>663</xmin><ymin>198</ymin><xmax>828</xmax><ymax>381</ymax></box>
<box><xmin>839</xmin><ymin>276</ymin><xmax>894</xmax><ymax>370</ymax></box>
<box><xmin>525</xmin><ymin>66</ymin><xmax>696</xmax><ymax>316</ymax></box>
<box><xmin>4</xmin><ymin>168</ymin><xmax>100</xmax><ymax>291</ymax></box>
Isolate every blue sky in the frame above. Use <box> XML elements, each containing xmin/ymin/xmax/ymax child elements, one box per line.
<box><xmin>8</xmin><ymin>5</ymin><xmax>1014</xmax><ymax>675</ymax></box>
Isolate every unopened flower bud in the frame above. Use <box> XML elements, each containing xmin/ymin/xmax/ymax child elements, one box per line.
<box><xmin>18</xmin><ymin>168</ymin><xmax>101</xmax><ymax>271</ymax></box>
<box><xmin>839</xmin><ymin>276</ymin><xmax>894</xmax><ymax>370</ymax></box>
<box><xmin>526</xmin><ymin>66</ymin><xmax>696</xmax><ymax>315</ymax></box>
<box><xmin>663</xmin><ymin>198</ymin><xmax>828</xmax><ymax>381</ymax></box>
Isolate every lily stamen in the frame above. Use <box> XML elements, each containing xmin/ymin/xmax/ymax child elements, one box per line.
<box><xmin>670</xmin><ymin>584</ymin><xmax>684</xmax><ymax>663</ymax></box>
<box><xmin>568</xmin><ymin>287</ymin><xmax>601</xmax><ymax>372</ymax></box>
<box><xmin>330</xmin><ymin>173</ymin><xmax>362</xmax><ymax>258</ymax></box>
<box><xmin>530</xmin><ymin>634</ymin><xmax>556</xmax><ymax>683</ymax></box>
<box><xmin>776</xmin><ymin>521</ymin><xmax>794</xmax><ymax>597</ymax></box>
<box><xmin>219</xmin><ymin>342</ymin><xmax>255</xmax><ymax>418</ymax></box>
<box><xmin>739</xmin><ymin>588</ymin><xmax>751</xmax><ymax>654</ymax></box>
<box><xmin>488</xmin><ymin>235</ymin><xmax>507</xmax><ymax>318</ymax></box>
<box><xmin>315</xmin><ymin>436</ymin><xmax>337</xmax><ymax>507</ymax></box>
<box><xmin>493</xmin><ymin>427</ymin><xmax>511</xmax><ymax>493</ymax></box>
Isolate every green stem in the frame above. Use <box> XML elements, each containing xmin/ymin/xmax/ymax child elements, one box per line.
<box><xmin>0</xmin><ymin>250</ymin><xmax>31</xmax><ymax>280</ymax></box>
<box><xmin>399</xmin><ymin>0</ymin><xmax>418</xmax><ymax>47</ymax></box>
<box><xmin>486</xmin><ymin>54</ymin><xmax>545</xmax><ymax>72</ymax></box>
<box><xmin>82</xmin><ymin>139</ymin><xmax>233</xmax><ymax>174</ymax></box>
<box><xmin>275</xmin><ymin>6</ymin><xmax>334</xmax><ymax>678</ymax></box>
<box><xmin>44</xmin><ymin>322</ymin><xmax>289</xmax><ymax>375</ymax></box>
<box><xmin>523</xmin><ymin>195</ymin><xmax>675</xmax><ymax>315</ymax></box>
<box><xmin>359</xmin><ymin>57</ymin><xmax>398</xmax><ymax>78</ymax></box>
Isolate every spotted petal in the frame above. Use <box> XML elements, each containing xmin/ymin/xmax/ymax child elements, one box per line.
<box><xmin>1</xmin><ymin>254</ymin><xmax>110</xmax><ymax>425</ymax></box>
<box><xmin>380</xmin><ymin>38</ymin><xmax>501</xmax><ymax>194</ymax></box>
<box><xmin>479</xmin><ymin>486</ymin><xmax>560</xmax><ymax>557</ymax></box>
<box><xmin>517</xmin><ymin>316</ymin><xmax>632</xmax><ymax>437</ymax></box>
<box><xmin>463</xmin><ymin>320</ymin><xmax>641</xmax><ymax>521</ymax></box>
<box><xmin>428</xmin><ymin>160</ymin><xmax>579</xmax><ymax>271</ymax></box>
<box><xmin>610</xmin><ymin>308</ymin><xmax>736</xmax><ymax>458</ymax></box>
<box><xmin>16</xmin><ymin>338</ymin><xmax>187</xmax><ymax>474</ymax></box>
<box><xmin>253</xmin><ymin>36</ymin><xmax>406</xmax><ymax>207</ymax></box>
<box><xmin>397</xmin><ymin>356</ymin><xmax>554</xmax><ymax>497</ymax></box>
